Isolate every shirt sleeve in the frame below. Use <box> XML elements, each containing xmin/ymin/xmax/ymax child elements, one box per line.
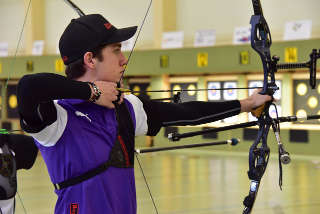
<box><xmin>17</xmin><ymin>73</ymin><xmax>91</xmax><ymax>133</ymax></box>
<box><xmin>27</xmin><ymin>101</ymin><xmax>68</xmax><ymax>147</ymax></box>
<box><xmin>137</xmin><ymin>96</ymin><xmax>241</xmax><ymax>136</ymax></box>
<box><xmin>124</xmin><ymin>94</ymin><xmax>148</xmax><ymax>136</ymax></box>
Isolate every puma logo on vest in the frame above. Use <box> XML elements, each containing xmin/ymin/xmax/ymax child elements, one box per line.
<box><xmin>75</xmin><ymin>111</ymin><xmax>92</xmax><ymax>122</ymax></box>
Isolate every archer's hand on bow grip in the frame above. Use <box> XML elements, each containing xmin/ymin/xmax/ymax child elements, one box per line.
<box><xmin>251</xmin><ymin>97</ymin><xmax>274</xmax><ymax>118</ymax></box>
<box><xmin>244</xmin><ymin>90</ymin><xmax>272</xmax><ymax>117</ymax></box>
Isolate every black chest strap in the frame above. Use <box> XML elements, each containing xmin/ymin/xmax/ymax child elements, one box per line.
<box><xmin>53</xmin><ymin>102</ymin><xmax>135</xmax><ymax>190</ymax></box>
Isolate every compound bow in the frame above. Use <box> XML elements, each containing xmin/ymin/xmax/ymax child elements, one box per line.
<box><xmin>165</xmin><ymin>1</ymin><xmax>320</xmax><ymax>213</ymax></box>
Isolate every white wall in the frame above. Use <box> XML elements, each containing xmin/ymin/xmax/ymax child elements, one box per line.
<box><xmin>177</xmin><ymin>0</ymin><xmax>320</xmax><ymax>46</ymax></box>
<box><xmin>0</xmin><ymin>0</ymin><xmax>27</xmax><ymax>55</ymax></box>
<box><xmin>0</xmin><ymin>0</ymin><xmax>319</xmax><ymax>55</ymax></box>
<box><xmin>45</xmin><ymin>0</ymin><xmax>154</xmax><ymax>54</ymax></box>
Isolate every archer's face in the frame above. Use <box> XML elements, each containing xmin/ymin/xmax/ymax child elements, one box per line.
<box><xmin>94</xmin><ymin>43</ymin><xmax>127</xmax><ymax>83</ymax></box>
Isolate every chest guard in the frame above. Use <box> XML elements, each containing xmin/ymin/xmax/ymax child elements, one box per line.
<box><xmin>53</xmin><ymin>102</ymin><xmax>136</xmax><ymax>190</ymax></box>
<box><xmin>108</xmin><ymin>102</ymin><xmax>135</xmax><ymax>168</ymax></box>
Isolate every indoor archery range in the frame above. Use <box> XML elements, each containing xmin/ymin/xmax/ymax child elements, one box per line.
<box><xmin>0</xmin><ymin>0</ymin><xmax>320</xmax><ymax>213</ymax></box>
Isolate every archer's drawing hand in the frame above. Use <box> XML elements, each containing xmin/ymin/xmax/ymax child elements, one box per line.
<box><xmin>90</xmin><ymin>81</ymin><xmax>123</xmax><ymax>109</ymax></box>
<box><xmin>240</xmin><ymin>89</ymin><xmax>272</xmax><ymax>113</ymax></box>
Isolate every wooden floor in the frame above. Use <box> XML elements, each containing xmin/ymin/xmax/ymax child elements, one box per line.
<box><xmin>14</xmin><ymin>150</ymin><xmax>320</xmax><ymax>214</ymax></box>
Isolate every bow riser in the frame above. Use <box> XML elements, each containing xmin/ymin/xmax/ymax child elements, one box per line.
<box><xmin>250</xmin><ymin>15</ymin><xmax>275</xmax><ymax>96</ymax></box>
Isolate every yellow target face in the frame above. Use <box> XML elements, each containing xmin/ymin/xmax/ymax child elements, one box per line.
<box><xmin>187</xmin><ymin>84</ymin><xmax>196</xmax><ymax>96</ymax></box>
<box><xmin>307</xmin><ymin>96</ymin><xmax>318</xmax><ymax>109</ymax></box>
<box><xmin>172</xmin><ymin>85</ymin><xmax>182</xmax><ymax>95</ymax></box>
<box><xmin>296</xmin><ymin>109</ymin><xmax>307</xmax><ymax>117</ymax></box>
<box><xmin>9</xmin><ymin>95</ymin><xmax>17</xmax><ymax>109</ymax></box>
<box><xmin>133</xmin><ymin>85</ymin><xmax>140</xmax><ymax>96</ymax></box>
<box><xmin>296</xmin><ymin>83</ymin><xmax>308</xmax><ymax>96</ymax></box>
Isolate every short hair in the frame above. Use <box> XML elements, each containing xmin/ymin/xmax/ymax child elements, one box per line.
<box><xmin>65</xmin><ymin>44</ymin><xmax>106</xmax><ymax>79</ymax></box>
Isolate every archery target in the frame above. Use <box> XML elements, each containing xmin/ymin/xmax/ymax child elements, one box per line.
<box><xmin>307</xmin><ymin>96</ymin><xmax>318</xmax><ymax>109</ymax></box>
<box><xmin>294</xmin><ymin>79</ymin><xmax>320</xmax><ymax>124</ymax></box>
<box><xmin>6</xmin><ymin>84</ymin><xmax>19</xmax><ymax>119</ymax></box>
<box><xmin>171</xmin><ymin>83</ymin><xmax>197</xmax><ymax>102</ymax></box>
<box><xmin>207</xmin><ymin>82</ymin><xmax>221</xmax><ymax>100</ymax></box>
<box><xmin>9</xmin><ymin>95</ymin><xmax>17</xmax><ymax>109</ymax></box>
<box><xmin>129</xmin><ymin>82</ymin><xmax>151</xmax><ymax>100</ymax></box>
<box><xmin>297</xmin><ymin>82</ymin><xmax>308</xmax><ymax>96</ymax></box>
<box><xmin>187</xmin><ymin>84</ymin><xmax>196</xmax><ymax>96</ymax></box>
<box><xmin>296</xmin><ymin>109</ymin><xmax>307</xmax><ymax>119</ymax></box>
<box><xmin>269</xmin><ymin>105</ymin><xmax>282</xmax><ymax>118</ymax></box>
<box><xmin>172</xmin><ymin>85</ymin><xmax>182</xmax><ymax>94</ymax></box>
<box><xmin>207</xmin><ymin>81</ymin><xmax>238</xmax><ymax>123</ymax></box>
<box><xmin>248</xmin><ymin>81</ymin><xmax>263</xmax><ymax>96</ymax></box>
<box><xmin>223</xmin><ymin>82</ymin><xmax>237</xmax><ymax>100</ymax></box>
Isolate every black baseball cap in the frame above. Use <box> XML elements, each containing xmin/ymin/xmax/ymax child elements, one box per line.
<box><xmin>59</xmin><ymin>14</ymin><xmax>137</xmax><ymax>65</ymax></box>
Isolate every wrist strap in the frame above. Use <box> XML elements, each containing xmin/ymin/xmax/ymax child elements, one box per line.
<box><xmin>88</xmin><ymin>82</ymin><xmax>102</xmax><ymax>102</ymax></box>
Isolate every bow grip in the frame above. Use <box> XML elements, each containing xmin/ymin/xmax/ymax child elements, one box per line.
<box><xmin>250</xmin><ymin>90</ymin><xmax>267</xmax><ymax>118</ymax></box>
<box><xmin>250</xmin><ymin>84</ymin><xmax>275</xmax><ymax>118</ymax></box>
<box><xmin>251</xmin><ymin>104</ymin><xmax>265</xmax><ymax>118</ymax></box>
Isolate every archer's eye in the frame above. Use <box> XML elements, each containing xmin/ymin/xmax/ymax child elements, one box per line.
<box><xmin>114</xmin><ymin>48</ymin><xmax>121</xmax><ymax>53</ymax></box>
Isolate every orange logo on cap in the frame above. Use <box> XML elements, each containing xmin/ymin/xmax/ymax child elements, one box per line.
<box><xmin>104</xmin><ymin>23</ymin><xmax>112</xmax><ymax>30</ymax></box>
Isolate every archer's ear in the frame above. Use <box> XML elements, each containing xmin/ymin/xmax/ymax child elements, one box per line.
<box><xmin>83</xmin><ymin>52</ymin><xmax>95</xmax><ymax>69</ymax></box>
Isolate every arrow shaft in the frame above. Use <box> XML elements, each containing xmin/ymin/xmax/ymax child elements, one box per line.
<box><xmin>118</xmin><ymin>86</ymin><xmax>262</xmax><ymax>93</ymax></box>
<box><xmin>135</xmin><ymin>140</ymin><xmax>232</xmax><ymax>153</ymax></box>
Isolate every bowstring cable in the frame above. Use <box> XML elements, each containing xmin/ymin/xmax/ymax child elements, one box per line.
<box><xmin>16</xmin><ymin>191</ymin><xmax>27</xmax><ymax>214</ymax></box>
<box><xmin>135</xmin><ymin>153</ymin><xmax>159</xmax><ymax>214</ymax></box>
<box><xmin>119</xmin><ymin>0</ymin><xmax>153</xmax><ymax>82</ymax></box>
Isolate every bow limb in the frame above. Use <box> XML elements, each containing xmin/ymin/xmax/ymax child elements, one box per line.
<box><xmin>63</xmin><ymin>0</ymin><xmax>85</xmax><ymax>16</ymax></box>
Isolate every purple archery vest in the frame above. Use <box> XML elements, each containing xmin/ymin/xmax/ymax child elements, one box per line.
<box><xmin>35</xmin><ymin>99</ymin><xmax>137</xmax><ymax>214</ymax></box>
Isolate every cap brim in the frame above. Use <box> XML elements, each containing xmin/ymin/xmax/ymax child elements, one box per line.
<box><xmin>105</xmin><ymin>26</ymin><xmax>138</xmax><ymax>45</ymax></box>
